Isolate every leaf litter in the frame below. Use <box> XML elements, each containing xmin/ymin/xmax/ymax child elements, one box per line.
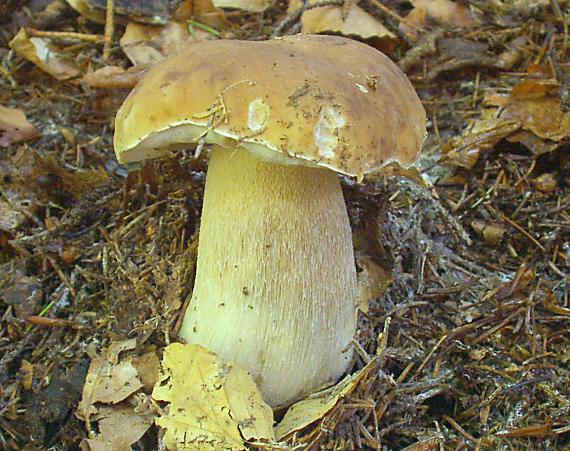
<box><xmin>0</xmin><ymin>0</ymin><xmax>569</xmax><ymax>450</ymax></box>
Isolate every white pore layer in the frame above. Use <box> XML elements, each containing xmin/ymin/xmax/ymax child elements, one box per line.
<box><xmin>179</xmin><ymin>146</ymin><xmax>358</xmax><ymax>407</ymax></box>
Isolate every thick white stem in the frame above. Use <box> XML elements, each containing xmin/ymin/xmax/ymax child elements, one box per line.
<box><xmin>179</xmin><ymin>146</ymin><xmax>357</xmax><ymax>407</ymax></box>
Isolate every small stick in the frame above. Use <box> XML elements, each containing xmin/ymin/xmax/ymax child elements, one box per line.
<box><xmin>26</xmin><ymin>28</ymin><xmax>104</xmax><ymax>42</ymax></box>
<box><xmin>443</xmin><ymin>415</ymin><xmax>477</xmax><ymax>443</ymax></box>
<box><xmin>25</xmin><ymin>315</ymin><xmax>83</xmax><ymax>329</ymax></box>
<box><xmin>47</xmin><ymin>256</ymin><xmax>76</xmax><ymax>298</ymax></box>
<box><xmin>103</xmin><ymin>0</ymin><xmax>115</xmax><ymax>60</ymax></box>
<box><xmin>501</xmin><ymin>214</ymin><xmax>546</xmax><ymax>252</ymax></box>
<box><xmin>367</xmin><ymin>0</ymin><xmax>424</xmax><ymax>32</ymax></box>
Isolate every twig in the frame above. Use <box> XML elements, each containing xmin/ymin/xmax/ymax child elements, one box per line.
<box><xmin>103</xmin><ymin>0</ymin><xmax>115</xmax><ymax>60</ymax></box>
<box><xmin>366</xmin><ymin>0</ymin><xmax>423</xmax><ymax>32</ymax></box>
<box><xmin>26</xmin><ymin>28</ymin><xmax>104</xmax><ymax>42</ymax></box>
<box><xmin>501</xmin><ymin>214</ymin><xmax>546</xmax><ymax>252</ymax></box>
<box><xmin>443</xmin><ymin>415</ymin><xmax>477</xmax><ymax>443</ymax></box>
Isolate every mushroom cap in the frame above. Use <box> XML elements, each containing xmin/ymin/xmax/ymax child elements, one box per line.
<box><xmin>114</xmin><ymin>34</ymin><xmax>426</xmax><ymax>177</ymax></box>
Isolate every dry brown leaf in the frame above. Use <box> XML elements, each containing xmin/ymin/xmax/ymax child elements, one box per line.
<box><xmin>0</xmin><ymin>105</ymin><xmax>40</xmax><ymax>147</ymax></box>
<box><xmin>289</xmin><ymin>0</ymin><xmax>395</xmax><ymax>41</ymax></box>
<box><xmin>443</xmin><ymin>117</ymin><xmax>520</xmax><ymax>168</ymax></box>
<box><xmin>80</xmin><ymin>439</ymin><xmax>113</xmax><ymax>451</ymax></box>
<box><xmin>152</xmin><ymin>343</ymin><xmax>274</xmax><ymax>450</ymax></box>
<box><xmin>132</xmin><ymin>351</ymin><xmax>161</xmax><ymax>392</ymax></box>
<box><xmin>541</xmin><ymin>287</ymin><xmax>570</xmax><ymax>316</ymax></box>
<box><xmin>446</xmin><ymin>78</ymin><xmax>570</xmax><ymax>166</ymax></box>
<box><xmin>82</xmin><ymin>65</ymin><xmax>148</xmax><ymax>89</ymax></box>
<box><xmin>40</xmin><ymin>156</ymin><xmax>110</xmax><ymax>198</ymax></box>
<box><xmin>213</xmin><ymin>0</ymin><xmax>272</xmax><ymax>12</ymax></box>
<box><xmin>174</xmin><ymin>0</ymin><xmax>227</xmax><ymax>29</ymax></box>
<box><xmin>275</xmin><ymin>356</ymin><xmax>378</xmax><ymax>440</ymax></box>
<box><xmin>77</xmin><ymin>339</ymin><xmax>142</xmax><ymax>423</ymax></box>
<box><xmin>9</xmin><ymin>29</ymin><xmax>82</xmax><ymax>81</ymax></box>
<box><xmin>506</xmin><ymin>129</ymin><xmax>559</xmax><ymax>156</ymax></box>
<box><xmin>0</xmin><ymin>193</ymin><xmax>35</xmax><ymax>232</ymax></box>
<box><xmin>66</xmin><ymin>0</ymin><xmax>106</xmax><ymax>23</ymax></box>
<box><xmin>96</xmin><ymin>405</ymin><xmax>155</xmax><ymax>450</ymax></box>
<box><xmin>503</xmin><ymin>96</ymin><xmax>570</xmax><ymax>141</ymax></box>
<box><xmin>120</xmin><ymin>22</ymin><xmax>202</xmax><ymax>66</ymax></box>
<box><xmin>356</xmin><ymin>256</ymin><xmax>393</xmax><ymax>313</ymax></box>
<box><xmin>402</xmin><ymin>0</ymin><xmax>475</xmax><ymax>35</ymax></box>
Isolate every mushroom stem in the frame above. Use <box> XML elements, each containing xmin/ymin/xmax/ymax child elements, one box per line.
<box><xmin>179</xmin><ymin>146</ymin><xmax>357</xmax><ymax>407</ymax></box>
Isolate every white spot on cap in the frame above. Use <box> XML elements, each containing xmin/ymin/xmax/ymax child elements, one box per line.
<box><xmin>355</xmin><ymin>83</ymin><xmax>368</xmax><ymax>93</ymax></box>
<box><xmin>248</xmin><ymin>98</ymin><xmax>270</xmax><ymax>132</ymax></box>
<box><xmin>315</xmin><ymin>107</ymin><xmax>346</xmax><ymax>158</ymax></box>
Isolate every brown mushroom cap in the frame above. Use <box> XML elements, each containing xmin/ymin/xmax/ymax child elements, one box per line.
<box><xmin>114</xmin><ymin>34</ymin><xmax>426</xmax><ymax>177</ymax></box>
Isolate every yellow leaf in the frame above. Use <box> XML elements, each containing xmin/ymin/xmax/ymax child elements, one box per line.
<box><xmin>275</xmin><ymin>356</ymin><xmax>378</xmax><ymax>440</ymax></box>
<box><xmin>152</xmin><ymin>343</ymin><xmax>274</xmax><ymax>450</ymax></box>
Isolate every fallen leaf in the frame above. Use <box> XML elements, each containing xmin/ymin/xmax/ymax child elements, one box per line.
<box><xmin>152</xmin><ymin>343</ymin><xmax>274</xmax><ymax>450</ymax></box>
<box><xmin>0</xmin><ymin>105</ymin><xmax>40</xmax><ymax>147</ymax></box>
<box><xmin>213</xmin><ymin>0</ymin><xmax>272</xmax><ymax>12</ymax></box>
<box><xmin>443</xmin><ymin>117</ymin><xmax>520</xmax><ymax>169</ymax></box>
<box><xmin>506</xmin><ymin>129</ymin><xmax>559</xmax><ymax>156</ymax></box>
<box><xmin>39</xmin><ymin>156</ymin><xmax>110</xmax><ymax>199</ymax></box>
<box><xmin>80</xmin><ymin>438</ymin><xmax>113</xmax><ymax>451</ymax></box>
<box><xmin>275</xmin><ymin>356</ymin><xmax>378</xmax><ymax>440</ymax></box>
<box><xmin>289</xmin><ymin>0</ymin><xmax>395</xmax><ymax>41</ymax></box>
<box><xmin>120</xmin><ymin>21</ymin><xmax>200</xmax><ymax>66</ymax></box>
<box><xmin>66</xmin><ymin>0</ymin><xmax>106</xmax><ymax>23</ymax></box>
<box><xmin>9</xmin><ymin>29</ymin><xmax>82</xmax><ymax>80</ymax></box>
<box><xmin>402</xmin><ymin>0</ymin><xmax>475</xmax><ymax>36</ymax></box>
<box><xmin>445</xmin><ymin>78</ymin><xmax>570</xmax><ymax>166</ymax></box>
<box><xmin>132</xmin><ymin>351</ymin><xmax>161</xmax><ymax>392</ymax></box>
<box><xmin>355</xmin><ymin>256</ymin><xmax>393</xmax><ymax>313</ymax></box>
<box><xmin>77</xmin><ymin>339</ymin><xmax>142</xmax><ymax>423</ymax></box>
<box><xmin>82</xmin><ymin>65</ymin><xmax>148</xmax><ymax>89</ymax></box>
<box><xmin>540</xmin><ymin>287</ymin><xmax>570</xmax><ymax>316</ymax></box>
<box><xmin>96</xmin><ymin>404</ymin><xmax>155</xmax><ymax>450</ymax></box>
<box><xmin>504</xmin><ymin>96</ymin><xmax>570</xmax><ymax>141</ymax></box>
<box><xmin>174</xmin><ymin>0</ymin><xmax>227</xmax><ymax>30</ymax></box>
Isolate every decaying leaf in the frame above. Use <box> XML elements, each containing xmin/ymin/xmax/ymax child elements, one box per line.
<box><xmin>152</xmin><ymin>343</ymin><xmax>274</xmax><ymax>450</ymax></box>
<box><xmin>120</xmin><ymin>21</ymin><xmax>206</xmax><ymax>66</ymax></box>
<box><xmin>80</xmin><ymin>438</ymin><xmax>113</xmax><ymax>451</ymax></box>
<box><xmin>77</xmin><ymin>339</ymin><xmax>142</xmax><ymax>423</ymax></box>
<box><xmin>356</xmin><ymin>256</ymin><xmax>393</xmax><ymax>313</ymax></box>
<box><xmin>0</xmin><ymin>105</ymin><xmax>40</xmax><ymax>147</ymax></box>
<box><xmin>275</xmin><ymin>356</ymin><xmax>379</xmax><ymax>440</ymax></box>
<box><xmin>66</xmin><ymin>0</ymin><xmax>107</xmax><ymax>23</ymax></box>
<box><xmin>540</xmin><ymin>287</ymin><xmax>570</xmax><ymax>316</ymax></box>
<box><xmin>503</xmin><ymin>83</ymin><xmax>570</xmax><ymax>141</ymax></box>
<box><xmin>67</xmin><ymin>0</ymin><xmax>183</xmax><ymax>25</ymax></box>
<box><xmin>445</xmin><ymin>78</ymin><xmax>570</xmax><ymax>167</ymax></box>
<box><xmin>82</xmin><ymin>65</ymin><xmax>148</xmax><ymax>89</ymax></box>
<box><xmin>96</xmin><ymin>404</ymin><xmax>155</xmax><ymax>449</ymax></box>
<box><xmin>213</xmin><ymin>0</ymin><xmax>272</xmax><ymax>12</ymax></box>
<box><xmin>9</xmin><ymin>29</ymin><xmax>82</xmax><ymax>80</ymax></box>
<box><xmin>132</xmin><ymin>351</ymin><xmax>161</xmax><ymax>392</ymax></box>
<box><xmin>289</xmin><ymin>0</ymin><xmax>395</xmax><ymax>41</ymax></box>
<box><xmin>402</xmin><ymin>0</ymin><xmax>475</xmax><ymax>36</ymax></box>
<box><xmin>40</xmin><ymin>156</ymin><xmax>110</xmax><ymax>198</ymax></box>
<box><xmin>174</xmin><ymin>0</ymin><xmax>227</xmax><ymax>30</ymax></box>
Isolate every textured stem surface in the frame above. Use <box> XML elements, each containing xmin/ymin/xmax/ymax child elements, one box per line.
<box><xmin>179</xmin><ymin>146</ymin><xmax>357</xmax><ymax>407</ymax></box>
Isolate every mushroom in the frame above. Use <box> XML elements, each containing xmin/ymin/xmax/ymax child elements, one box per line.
<box><xmin>113</xmin><ymin>34</ymin><xmax>426</xmax><ymax>407</ymax></box>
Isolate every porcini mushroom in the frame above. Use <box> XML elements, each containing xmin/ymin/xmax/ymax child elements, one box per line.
<box><xmin>114</xmin><ymin>34</ymin><xmax>426</xmax><ymax>407</ymax></box>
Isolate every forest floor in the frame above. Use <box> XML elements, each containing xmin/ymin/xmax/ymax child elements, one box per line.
<box><xmin>0</xmin><ymin>0</ymin><xmax>569</xmax><ymax>449</ymax></box>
